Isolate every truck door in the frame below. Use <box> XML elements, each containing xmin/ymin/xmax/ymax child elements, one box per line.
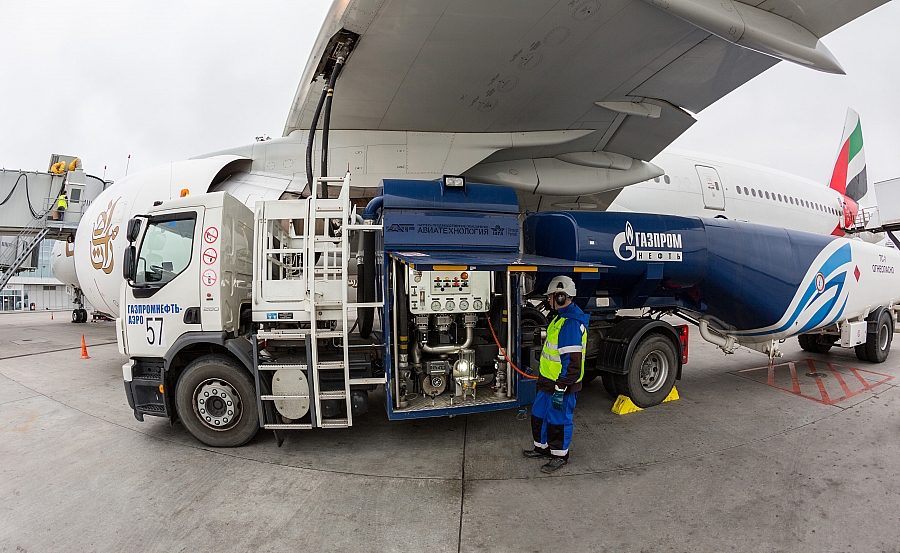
<box><xmin>126</xmin><ymin>209</ymin><xmax>203</xmax><ymax>355</ymax></box>
<box><xmin>695</xmin><ymin>165</ymin><xmax>726</xmax><ymax>211</ymax></box>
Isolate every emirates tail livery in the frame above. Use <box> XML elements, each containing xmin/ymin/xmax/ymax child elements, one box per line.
<box><xmin>608</xmin><ymin>108</ymin><xmax>876</xmax><ymax>239</ymax></box>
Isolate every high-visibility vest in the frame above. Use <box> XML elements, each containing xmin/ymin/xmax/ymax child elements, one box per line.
<box><xmin>57</xmin><ymin>194</ymin><xmax>68</xmax><ymax>209</ymax></box>
<box><xmin>539</xmin><ymin>315</ymin><xmax>586</xmax><ymax>383</ymax></box>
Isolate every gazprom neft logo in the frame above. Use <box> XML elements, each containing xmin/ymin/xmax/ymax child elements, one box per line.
<box><xmin>612</xmin><ymin>221</ymin><xmax>683</xmax><ymax>262</ymax></box>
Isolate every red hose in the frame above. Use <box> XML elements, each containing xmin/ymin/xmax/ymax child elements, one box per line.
<box><xmin>487</xmin><ymin>318</ymin><xmax>537</xmax><ymax>380</ymax></box>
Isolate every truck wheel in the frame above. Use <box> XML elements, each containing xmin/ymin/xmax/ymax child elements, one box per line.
<box><xmin>863</xmin><ymin>311</ymin><xmax>893</xmax><ymax>363</ymax></box>
<box><xmin>798</xmin><ymin>334</ymin><xmax>832</xmax><ymax>354</ymax></box>
<box><xmin>175</xmin><ymin>355</ymin><xmax>259</xmax><ymax>447</ymax></box>
<box><xmin>600</xmin><ymin>372</ymin><xmax>619</xmax><ymax>399</ymax></box>
<box><xmin>614</xmin><ymin>334</ymin><xmax>678</xmax><ymax>408</ymax></box>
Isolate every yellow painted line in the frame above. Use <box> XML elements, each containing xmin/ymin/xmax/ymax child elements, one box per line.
<box><xmin>573</xmin><ymin>266</ymin><xmax>599</xmax><ymax>273</ymax></box>
<box><xmin>508</xmin><ymin>265</ymin><xmax>538</xmax><ymax>272</ymax></box>
<box><xmin>433</xmin><ymin>265</ymin><xmax>467</xmax><ymax>271</ymax></box>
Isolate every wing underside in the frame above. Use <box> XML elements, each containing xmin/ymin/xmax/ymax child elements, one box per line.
<box><xmin>284</xmin><ymin>0</ymin><xmax>885</xmax><ymax>166</ymax></box>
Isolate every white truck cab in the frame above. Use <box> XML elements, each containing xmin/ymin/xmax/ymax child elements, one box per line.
<box><xmin>119</xmin><ymin>192</ymin><xmax>256</xmax><ymax>443</ymax></box>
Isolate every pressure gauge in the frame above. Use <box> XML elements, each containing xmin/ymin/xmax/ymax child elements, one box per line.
<box><xmin>458</xmin><ymin>300</ymin><xmax>469</xmax><ymax>311</ymax></box>
<box><xmin>473</xmin><ymin>300</ymin><xmax>483</xmax><ymax>310</ymax></box>
<box><xmin>445</xmin><ymin>300</ymin><xmax>455</xmax><ymax>311</ymax></box>
<box><xmin>431</xmin><ymin>301</ymin><xmax>442</xmax><ymax>311</ymax></box>
<box><xmin>414</xmin><ymin>275</ymin><xmax>421</xmax><ymax>283</ymax></box>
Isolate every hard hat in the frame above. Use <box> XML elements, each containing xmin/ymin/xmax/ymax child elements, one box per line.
<box><xmin>544</xmin><ymin>275</ymin><xmax>576</xmax><ymax>297</ymax></box>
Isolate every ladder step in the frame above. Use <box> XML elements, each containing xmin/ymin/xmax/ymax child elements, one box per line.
<box><xmin>316</xmin><ymin>176</ymin><xmax>347</xmax><ymax>183</ymax></box>
<box><xmin>265</xmin><ymin>423</ymin><xmax>313</xmax><ymax>430</ymax></box>
<box><xmin>318</xmin><ymin>390</ymin><xmax>346</xmax><ymax>400</ymax></box>
<box><xmin>315</xmin><ymin>300</ymin><xmax>343</xmax><ymax>305</ymax></box>
<box><xmin>347</xmin><ymin>302</ymin><xmax>383</xmax><ymax>308</ymax></box>
<box><xmin>320</xmin><ymin>418</ymin><xmax>350</xmax><ymax>428</ymax></box>
<box><xmin>257</xmin><ymin>363</ymin><xmax>308</xmax><ymax>371</ymax></box>
<box><xmin>260</xmin><ymin>394</ymin><xmax>310</xmax><ymax>400</ymax></box>
<box><xmin>314</xmin><ymin>331</ymin><xmax>345</xmax><ymax>338</ymax></box>
<box><xmin>349</xmin><ymin>377</ymin><xmax>386</xmax><ymax>385</ymax></box>
<box><xmin>315</xmin><ymin>236</ymin><xmax>342</xmax><ymax>242</ymax></box>
<box><xmin>346</xmin><ymin>224</ymin><xmax>382</xmax><ymax>231</ymax></box>
<box><xmin>315</xmin><ymin>206</ymin><xmax>343</xmax><ymax>212</ymax></box>
<box><xmin>257</xmin><ymin>330</ymin><xmax>309</xmax><ymax>340</ymax></box>
<box><xmin>314</xmin><ymin>361</ymin><xmax>345</xmax><ymax>370</ymax></box>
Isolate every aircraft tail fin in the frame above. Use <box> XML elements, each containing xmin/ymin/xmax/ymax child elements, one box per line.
<box><xmin>829</xmin><ymin>109</ymin><xmax>878</xmax><ymax>230</ymax></box>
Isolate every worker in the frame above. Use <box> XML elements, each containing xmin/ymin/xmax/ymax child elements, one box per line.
<box><xmin>55</xmin><ymin>190</ymin><xmax>68</xmax><ymax>221</ymax></box>
<box><xmin>523</xmin><ymin>275</ymin><xmax>589</xmax><ymax>473</ymax></box>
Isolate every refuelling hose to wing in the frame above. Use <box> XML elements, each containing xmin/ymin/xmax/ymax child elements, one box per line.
<box><xmin>487</xmin><ymin>318</ymin><xmax>537</xmax><ymax>380</ymax></box>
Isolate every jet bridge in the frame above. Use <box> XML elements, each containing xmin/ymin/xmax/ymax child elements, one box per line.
<box><xmin>0</xmin><ymin>155</ymin><xmax>107</xmax><ymax>292</ymax></box>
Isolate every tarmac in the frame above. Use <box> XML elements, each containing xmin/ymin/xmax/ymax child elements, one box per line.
<box><xmin>1</xmin><ymin>311</ymin><xmax>899</xmax><ymax>553</ymax></box>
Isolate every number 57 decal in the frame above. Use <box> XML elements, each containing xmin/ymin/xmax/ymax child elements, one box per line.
<box><xmin>146</xmin><ymin>317</ymin><xmax>165</xmax><ymax>347</ymax></box>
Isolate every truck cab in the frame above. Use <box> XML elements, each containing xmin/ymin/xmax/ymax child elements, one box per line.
<box><xmin>119</xmin><ymin>192</ymin><xmax>255</xmax><ymax>438</ymax></box>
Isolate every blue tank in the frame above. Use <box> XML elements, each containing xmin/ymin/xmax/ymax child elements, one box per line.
<box><xmin>523</xmin><ymin>211</ymin><xmax>837</xmax><ymax>332</ymax></box>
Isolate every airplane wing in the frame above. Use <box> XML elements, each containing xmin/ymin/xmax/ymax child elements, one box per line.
<box><xmin>284</xmin><ymin>0</ymin><xmax>887</xmax><ymax>168</ymax></box>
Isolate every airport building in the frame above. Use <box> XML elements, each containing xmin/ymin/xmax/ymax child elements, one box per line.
<box><xmin>0</xmin><ymin>238</ymin><xmax>77</xmax><ymax>312</ymax></box>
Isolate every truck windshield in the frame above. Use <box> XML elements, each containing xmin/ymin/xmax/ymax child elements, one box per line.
<box><xmin>135</xmin><ymin>215</ymin><xmax>196</xmax><ymax>286</ymax></box>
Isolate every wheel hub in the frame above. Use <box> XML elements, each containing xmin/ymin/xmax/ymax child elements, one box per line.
<box><xmin>879</xmin><ymin>323</ymin><xmax>889</xmax><ymax>351</ymax></box>
<box><xmin>194</xmin><ymin>380</ymin><xmax>240</xmax><ymax>430</ymax></box>
<box><xmin>639</xmin><ymin>351</ymin><xmax>669</xmax><ymax>393</ymax></box>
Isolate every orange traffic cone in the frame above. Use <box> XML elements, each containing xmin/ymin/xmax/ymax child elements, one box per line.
<box><xmin>80</xmin><ymin>334</ymin><xmax>90</xmax><ymax>359</ymax></box>
<box><xmin>51</xmin><ymin>312</ymin><xmax>54</xmax><ymax>320</ymax></box>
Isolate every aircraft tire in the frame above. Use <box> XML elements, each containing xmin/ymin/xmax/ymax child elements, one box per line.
<box><xmin>798</xmin><ymin>334</ymin><xmax>832</xmax><ymax>354</ymax></box>
<box><xmin>72</xmin><ymin>310</ymin><xmax>79</xmax><ymax>323</ymax></box>
<box><xmin>175</xmin><ymin>354</ymin><xmax>259</xmax><ymax>447</ymax></box>
<box><xmin>614</xmin><ymin>333</ymin><xmax>678</xmax><ymax>408</ymax></box>
<box><xmin>863</xmin><ymin>311</ymin><xmax>893</xmax><ymax>363</ymax></box>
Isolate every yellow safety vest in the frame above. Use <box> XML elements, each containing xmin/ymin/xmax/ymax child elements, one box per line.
<box><xmin>57</xmin><ymin>195</ymin><xmax>68</xmax><ymax>209</ymax></box>
<box><xmin>540</xmin><ymin>315</ymin><xmax>586</xmax><ymax>383</ymax></box>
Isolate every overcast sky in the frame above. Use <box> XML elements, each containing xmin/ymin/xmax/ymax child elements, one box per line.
<box><xmin>2</xmin><ymin>1</ymin><xmax>898</xmax><ymax>185</ymax></box>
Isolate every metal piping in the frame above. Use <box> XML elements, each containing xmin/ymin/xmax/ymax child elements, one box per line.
<box><xmin>420</xmin><ymin>325</ymin><xmax>474</xmax><ymax>354</ymax></box>
<box><xmin>698</xmin><ymin>319</ymin><xmax>736</xmax><ymax>354</ymax></box>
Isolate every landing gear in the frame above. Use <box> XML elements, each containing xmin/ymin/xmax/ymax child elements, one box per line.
<box><xmin>71</xmin><ymin>308</ymin><xmax>87</xmax><ymax>323</ymax></box>
<box><xmin>70</xmin><ymin>288</ymin><xmax>87</xmax><ymax>323</ymax></box>
<box><xmin>614</xmin><ymin>334</ymin><xmax>678</xmax><ymax>408</ymax></box>
<box><xmin>175</xmin><ymin>354</ymin><xmax>259</xmax><ymax>447</ymax></box>
<box><xmin>856</xmin><ymin>311</ymin><xmax>893</xmax><ymax>363</ymax></box>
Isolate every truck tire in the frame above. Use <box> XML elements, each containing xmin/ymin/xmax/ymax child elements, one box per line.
<box><xmin>614</xmin><ymin>333</ymin><xmax>678</xmax><ymax>408</ymax></box>
<box><xmin>175</xmin><ymin>354</ymin><xmax>259</xmax><ymax>447</ymax></box>
<box><xmin>600</xmin><ymin>372</ymin><xmax>619</xmax><ymax>399</ymax></box>
<box><xmin>859</xmin><ymin>311</ymin><xmax>893</xmax><ymax>363</ymax></box>
<box><xmin>798</xmin><ymin>334</ymin><xmax>833</xmax><ymax>354</ymax></box>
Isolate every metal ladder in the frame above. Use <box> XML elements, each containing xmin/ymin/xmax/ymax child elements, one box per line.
<box><xmin>256</xmin><ymin>173</ymin><xmax>384</xmax><ymax>430</ymax></box>
<box><xmin>0</xmin><ymin>213</ymin><xmax>51</xmax><ymax>292</ymax></box>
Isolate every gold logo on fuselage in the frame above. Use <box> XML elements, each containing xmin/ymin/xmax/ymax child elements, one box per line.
<box><xmin>91</xmin><ymin>199</ymin><xmax>120</xmax><ymax>274</ymax></box>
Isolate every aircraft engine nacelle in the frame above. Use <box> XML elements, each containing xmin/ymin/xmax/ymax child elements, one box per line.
<box><xmin>50</xmin><ymin>241</ymin><xmax>79</xmax><ymax>287</ymax></box>
<box><xmin>58</xmin><ymin>155</ymin><xmax>248</xmax><ymax>318</ymax></box>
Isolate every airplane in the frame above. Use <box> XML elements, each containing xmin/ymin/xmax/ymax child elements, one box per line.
<box><xmin>48</xmin><ymin>0</ymin><xmax>888</xmax><ymax>322</ymax></box>
<box><xmin>606</xmin><ymin>109</ymin><xmax>875</xmax><ymax>237</ymax></box>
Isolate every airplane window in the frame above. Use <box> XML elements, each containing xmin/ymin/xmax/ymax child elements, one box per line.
<box><xmin>736</xmin><ymin>187</ymin><xmax>742</xmax><ymax>194</ymax></box>
<box><xmin>751</xmin><ymin>189</ymin><xmax>756</xmax><ymax>197</ymax></box>
<box><xmin>764</xmin><ymin>191</ymin><xmax>770</xmax><ymax>199</ymax></box>
<box><xmin>743</xmin><ymin>187</ymin><xmax>749</xmax><ymax>195</ymax></box>
<box><xmin>654</xmin><ymin>177</ymin><xmax>660</xmax><ymax>183</ymax></box>
<box><xmin>777</xmin><ymin>194</ymin><xmax>782</xmax><ymax>202</ymax></box>
<box><xmin>789</xmin><ymin>197</ymin><xmax>794</xmax><ymax>204</ymax></box>
<box><xmin>664</xmin><ymin>175</ymin><xmax>671</xmax><ymax>184</ymax></box>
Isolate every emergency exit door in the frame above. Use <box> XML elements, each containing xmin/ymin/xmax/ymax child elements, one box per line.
<box><xmin>695</xmin><ymin>165</ymin><xmax>725</xmax><ymax>211</ymax></box>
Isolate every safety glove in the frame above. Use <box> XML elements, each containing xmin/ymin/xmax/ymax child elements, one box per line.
<box><xmin>552</xmin><ymin>385</ymin><xmax>566</xmax><ymax>410</ymax></box>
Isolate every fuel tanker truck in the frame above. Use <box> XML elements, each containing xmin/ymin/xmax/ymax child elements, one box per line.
<box><xmin>116</xmin><ymin>176</ymin><xmax>899</xmax><ymax>447</ymax></box>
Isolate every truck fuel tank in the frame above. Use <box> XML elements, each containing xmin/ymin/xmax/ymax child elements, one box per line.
<box><xmin>524</xmin><ymin>211</ymin><xmax>836</xmax><ymax>333</ymax></box>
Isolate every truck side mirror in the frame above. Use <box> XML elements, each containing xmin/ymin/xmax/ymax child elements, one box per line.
<box><xmin>126</xmin><ymin>218</ymin><xmax>141</xmax><ymax>242</ymax></box>
<box><xmin>123</xmin><ymin>245</ymin><xmax>136</xmax><ymax>281</ymax></box>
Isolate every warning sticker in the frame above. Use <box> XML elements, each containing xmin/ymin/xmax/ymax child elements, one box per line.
<box><xmin>202</xmin><ymin>248</ymin><xmax>218</xmax><ymax>265</ymax></box>
<box><xmin>204</xmin><ymin>227</ymin><xmax>219</xmax><ymax>244</ymax></box>
<box><xmin>201</xmin><ymin>269</ymin><xmax>217</xmax><ymax>287</ymax></box>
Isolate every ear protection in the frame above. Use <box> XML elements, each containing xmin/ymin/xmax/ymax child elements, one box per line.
<box><xmin>553</xmin><ymin>292</ymin><xmax>567</xmax><ymax>306</ymax></box>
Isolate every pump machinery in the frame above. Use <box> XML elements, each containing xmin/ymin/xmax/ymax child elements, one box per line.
<box><xmin>118</xmin><ymin>174</ymin><xmax>900</xmax><ymax>447</ymax></box>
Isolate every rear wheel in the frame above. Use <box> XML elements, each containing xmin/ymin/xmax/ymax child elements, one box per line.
<box><xmin>798</xmin><ymin>334</ymin><xmax>833</xmax><ymax>354</ymax></box>
<box><xmin>614</xmin><ymin>334</ymin><xmax>678</xmax><ymax>408</ymax></box>
<box><xmin>858</xmin><ymin>311</ymin><xmax>893</xmax><ymax>363</ymax></box>
<box><xmin>175</xmin><ymin>354</ymin><xmax>259</xmax><ymax>447</ymax></box>
<box><xmin>600</xmin><ymin>372</ymin><xmax>619</xmax><ymax>399</ymax></box>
